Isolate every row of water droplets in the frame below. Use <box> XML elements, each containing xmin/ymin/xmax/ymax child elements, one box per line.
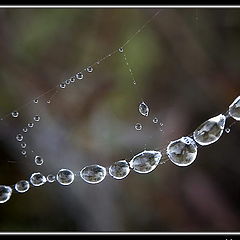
<box><xmin>0</xmin><ymin>95</ymin><xmax>239</xmax><ymax>203</ymax></box>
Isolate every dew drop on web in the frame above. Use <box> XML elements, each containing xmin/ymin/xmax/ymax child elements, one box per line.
<box><xmin>139</xmin><ymin>101</ymin><xmax>149</xmax><ymax>117</ymax></box>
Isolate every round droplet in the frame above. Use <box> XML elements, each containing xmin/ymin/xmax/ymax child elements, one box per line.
<box><xmin>11</xmin><ymin>111</ymin><xmax>19</xmax><ymax>118</ymax></box>
<box><xmin>16</xmin><ymin>134</ymin><xmax>23</xmax><ymax>142</ymax></box>
<box><xmin>109</xmin><ymin>160</ymin><xmax>130</xmax><ymax>180</ymax></box>
<box><xmin>229</xmin><ymin>96</ymin><xmax>240</xmax><ymax>121</ymax></box>
<box><xmin>139</xmin><ymin>101</ymin><xmax>149</xmax><ymax>117</ymax></box>
<box><xmin>60</xmin><ymin>83</ymin><xmax>66</xmax><ymax>89</ymax></box>
<box><xmin>33</xmin><ymin>99</ymin><xmax>38</xmax><ymax>104</ymax></box>
<box><xmin>35</xmin><ymin>156</ymin><xmax>43</xmax><ymax>166</ymax></box>
<box><xmin>22</xmin><ymin>127</ymin><xmax>28</xmax><ymax>133</ymax></box>
<box><xmin>87</xmin><ymin>66</ymin><xmax>93</xmax><ymax>73</ymax></box>
<box><xmin>0</xmin><ymin>185</ymin><xmax>12</xmax><ymax>203</ymax></box>
<box><xmin>47</xmin><ymin>174</ymin><xmax>56</xmax><ymax>183</ymax></box>
<box><xmin>119</xmin><ymin>47</ymin><xmax>124</xmax><ymax>53</ymax></box>
<box><xmin>70</xmin><ymin>77</ymin><xmax>75</xmax><ymax>83</ymax></box>
<box><xmin>21</xmin><ymin>142</ymin><xmax>26</xmax><ymax>148</ymax></box>
<box><xmin>21</xmin><ymin>150</ymin><xmax>26</xmax><ymax>155</ymax></box>
<box><xmin>225</xmin><ymin>128</ymin><xmax>231</xmax><ymax>133</ymax></box>
<box><xmin>29</xmin><ymin>172</ymin><xmax>46</xmax><ymax>187</ymax></box>
<box><xmin>135</xmin><ymin>123</ymin><xmax>142</xmax><ymax>131</ymax></box>
<box><xmin>56</xmin><ymin>169</ymin><xmax>74</xmax><ymax>186</ymax></box>
<box><xmin>14</xmin><ymin>180</ymin><xmax>30</xmax><ymax>193</ymax></box>
<box><xmin>47</xmin><ymin>100</ymin><xmax>51</xmax><ymax>104</ymax></box>
<box><xmin>33</xmin><ymin>115</ymin><xmax>40</xmax><ymax>122</ymax></box>
<box><xmin>65</xmin><ymin>79</ymin><xmax>71</xmax><ymax>85</ymax></box>
<box><xmin>80</xmin><ymin>164</ymin><xmax>106</xmax><ymax>184</ymax></box>
<box><xmin>129</xmin><ymin>150</ymin><xmax>162</xmax><ymax>174</ymax></box>
<box><xmin>76</xmin><ymin>72</ymin><xmax>83</xmax><ymax>80</ymax></box>
<box><xmin>167</xmin><ymin>136</ymin><xmax>198</xmax><ymax>167</ymax></box>
<box><xmin>153</xmin><ymin>117</ymin><xmax>158</xmax><ymax>124</ymax></box>
<box><xmin>193</xmin><ymin>114</ymin><xmax>226</xmax><ymax>146</ymax></box>
<box><xmin>28</xmin><ymin>122</ymin><xmax>34</xmax><ymax>128</ymax></box>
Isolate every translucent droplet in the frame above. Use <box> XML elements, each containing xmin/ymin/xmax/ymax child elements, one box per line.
<box><xmin>21</xmin><ymin>150</ymin><xmax>26</xmax><ymax>155</ymax></box>
<box><xmin>225</xmin><ymin>128</ymin><xmax>231</xmax><ymax>133</ymax></box>
<box><xmin>70</xmin><ymin>77</ymin><xmax>75</xmax><ymax>83</ymax></box>
<box><xmin>33</xmin><ymin>115</ymin><xmax>40</xmax><ymax>122</ymax></box>
<box><xmin>22</xmin><ymin>127</ymin><xmax>28</xmax><ymax>133</ymax></box>
<box><xmin>35</xmin><ymin>156</ymin><xmax>43</xmax><ymax>166</ymax></box>
<box><xmin>47</xmin><ymin>174</ymin><xmax>56</xmax><ymax>183</ymax></box>
<box><xmin>14</xmin><ymin>180</ymin><xmax>30</xmax><ymax>193</ymax></box>
<box><xmin>28</xmin><ymin>123</ymin><xmax>34</xmax><ymax>128</ymax></box>
<box><xmin>47</xmin><ymin>100</ymin><xmax>51</xmax><ymax>104</ymax></box>
<box><xmin>109</xmin><ymin>160</ymin><xmax>130</xmax><ymax>180</ymax></box>
<box><xmin>153</xmin><ymin>117</ymin><xmax>158</xmax><ymax>124</ymax></box>
<box><xmin>33</xmin><ymin>99</ymin><xmax>38</xmax><ymax>104</ymax></box>
<box><xmin>60</xmin><ymin>83</ymin><xmax>66</xmax><ymax>89</ymax></box>
<box><xmin>65</xmin><ymin>79</ymin><xmax>71</xmax><ymax>85</ymax></box>
<box><xmin>129</xmin><ymin>150</ymin><xmax>162</xmax><ymax>174</ymax></box>
<box><xmin>193</xmin><ymin>114</ymin><xmax>226</xmax><ymax>146</ymax></box>
<box><xmin>87</xmin><ymin>66</ymin><xmax>93</xmax><ymax>73</ymax></box>
<box><xmin>11</xmin><ymin>111</ymin><xmax>19</xmax><ymax>118</ymax></box>
<box><xmin>80</xmin><ymin>164</ymin><xmax>107</xmax><ymax>184</ymax></box>
<box><xmin>133</xmin><ymin>81</ymin><xmax>136</xmax><ymax>85</ymax></box>
<box><xmin>16</xmin><ymin>134</ymin><xmax>23</xmax><ymax>142</ymax></box>
<box><xmin>139</xmin><ymin>101</ymin><xmax>149</xmax><ymax>117</ymax></box>
<box><xmin>76</xmin><ymin>72</ymin><xmax>83</xmax><ymax>80</ymax></box>
<box><xmin>135</xmin><ymin>123</ymin><xmax>142</xmax><ymax>131</ymax></box>
<box><xmin>229</xmin><ymin>96</ymin><xmax>240</xmax><ymax>121</ymax></box>
<box><xmin>56</xmin><ymin>169</ymin><xmax>75</xmax><ymax>186</ymax></box>
<box><xmin>29</xmin><ymin>172</ymin><xmax>46</xmax><ymax>187</ymax></box>
<box><xmin>0</xmin><ymin>185</ymin><xmax>12</xmax><ymax>203</ymax></box>
<box><xmin>167</xmin><ymin>136</ymin><xmax>198</xmax><ymax>167</ymax></box>
<box><xmin>21</xmin><ymin>142</ymin><xmax>26</xmax><ymax>148</ymax></box>
<box><xmin>119</xmin><ymin>47</ymin><xmax>124</xmax><ymax>53</ymax></box>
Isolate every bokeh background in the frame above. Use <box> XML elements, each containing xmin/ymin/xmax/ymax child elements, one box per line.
<box><xmin>0</xmin><ymin>7</ymin><xmax>240</xmax><ymax>232</ymax></box>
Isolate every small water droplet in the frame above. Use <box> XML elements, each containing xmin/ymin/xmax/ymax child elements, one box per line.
<box><xmin>109</xmin><ymin>160</ymin><xmax>130</xmax><ymax>180</ymax></box>
<box><xmin>225</xmin><ymin>128</ymin><xmax>231</xmax><ymax>133</ymax></box>
<box><xmin>153</xmin><ymin>117</ymin><xmax>158</xmax><ymax>124</ymax></box>
<box><xmin>96</xmin><ymin>61</ymin><xmax>100</xmax><ymax>65</ymax></box>
<box><xmin>47</xmin><ymin>100</ymin><xmax>51</xmax><ymax>104</ymax></box>
<box><xmin>21</xmin><ymin>142</ymin><xmax>26</xmax><ymax>148</ymax></box>
<box><xmin>14</xmin><ymin>180</ymin><xmax>30</xmax><ymax>193</ymax></box>
<box><xmin>22</xmin><ymin>128</ymin><xmax>28</xmax><ymax>133</ymax></box>
<box><xmin>35</xmin><ymin>156</ymin><xmax>44</xmax><ymax>166</ymax></box>
<box><xmin>65</xmin><ymin>79</ymin><xmax>71</xmax><ymax>85</ymax></box>
<box><xmin>29</xmin><ymin>172</ymin><xmax>46</xmax><ymax>187</ymax></box>
<box><xmin>0</xmin><ymin>185</ymin><xmax>12</xmax><ymax>203</ymax></box>
<box><xmin>70</xmin><ymin>77</ymin><xmax>75</xmax><ymax>83</ymax></box>
<box><xmin>47</xmin><ymin>174</ymin><xmax>56</xmax><ymax>183</ymax></box>
<box><xmin>135</xmin><ymin>123</ymin><xmax>142</xmax><ymax>131</ymax></box>
<box><xmin>56</xmin><ymin>169</ymin><xmax>75</xmax><ymax>186</ymax></box>
<box><xmin>33</xmin><ymin>115</ymin><xmax>40</xmax><ymax>122</ymax></box>
<box><xmin>80</xmin><ymin>165</ymin><xmax>106</xmax><ymax>184</ymax></box>
<box><xmin>133</xmin><ymin>81</ymin><xmax>136</xmax><ymax>85</ymax></box>
<box><xmin>33</xmin><ymin>99</ymin><xmax>38</xmax><ymax>104</ymax></box>
<box><xmin>11</xmin><ymin>111</ymin><xmax>19</xmax><ymax>118</ymax></box>
<box><xmin>119</xmin><ymin>48</ymin><xmax>124</xmax><ymax>53</ymax></box>
<box><xmin>229</xmin><ymin>96</ymin><xmax>240</xmax><ymax>121</ymax></box>
<box><xmin>21</xmin><ymin>150</ymin><xmax>26</xmax><ymax>155</ymax></box>
<box><xmin>16</xmin><ymin>134</ymin><xmax>23</xmax><ymax>142</ymax></box>
<box><xmin>60</xmin><ymin>83</ymin><xmax>66</xmax><ymax>89</ymax></box>
<box><xmin>139</xmin><ymin>101</ymin><xmax>149</xmax><ymax>117</ymax></box>
<box><xmin>87</xmin><ymin>66</ymin><xmax>93</xmax><ymax>73</ymax></box>
<box><xmin>76</xmin><ymin>72</ymin><xmax>83</xmax><ymax>80</ymax></box>
<box><xmin>28</xmin><ymin>123</ymin><xmax>34</xmax><ymax>128</ymax></box>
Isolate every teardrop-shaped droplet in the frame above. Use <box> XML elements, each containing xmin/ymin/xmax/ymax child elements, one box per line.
<box><xmin>228</xmin><ymin>96</ymin><xmax>240</xmax><ymax>121</ymax></box>
<box><xmin>0</xmin><ymin>185</ymin><xmax>12</xmax><ymax>203</ymax></box>
<box><xmin>80</xmin><ymin>164</ymin><xmax>106</xmax><ymax>184</ymax></box>
<box><xmin>11</xmin><ymin>111</ymin><xmax>19</xmax><ymax>118</ymax></box>
<box><xmin>167</xmin><ymin>136</ymin><xmax>197</xmax><ymax>167</ymax></box>
<box><xmin>193</xmin><ymin>114</ymin><xmax>226</xmax><ymax>146</ymax></box>
<box><xmin>35</xmin><ymin>156</ymin><xmax>44</xmax><ymax>166</ymax></box>
<box><xmin>109</xmin><ymin>160</ymin><xmax>130</xmax><ymax>180</ymax></box>
<box><xmin>29</xmin><ymin>172</ymin><xmax>46</xmax><ymax>187</ymax></box>
<box><xmin>129</xmin><ymin>150</ymin><xmax>162</xmax><ymax>174</ymax></box>
<box><xmin>135</xmin><ymin>123</ymin><xmax>142</xmax><ymax>131</ymax></box>
<box><xmin>14</xmin><ymin>180</ymin><xmax>30</xmax><ymax>193</ymax></box>
<box><xmin>76</xmin><ymin>72</ymin><xmax>83</xmax><ymax>80</ymax></box>
<box><xmin>47</xmin><ymin>174</ymin><xmax>56</xmax><ymax>183</ymax></box>
<box><xmin>16</xmin><ymin>134</ymin><xmax>23</xmax><ymax>142</ymax></box>
<box><xmin>139</xmin><ymin>101</ymin><xmax>149</xmax><ymax>117</ymax></box>
<box><xmin>33</xmin><ymin>115</ymin><xmax>40</xmax><ymax>122</ymax></box>
<box><xmin>56</xmin><ymin>169</ymin><xmax>74</xmax><ymax>186</ymax></box>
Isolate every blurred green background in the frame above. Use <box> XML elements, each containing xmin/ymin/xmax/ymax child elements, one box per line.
<box><xmin>0</xmin><ymin>7</ymin><xmax>240</xmax><ymax>232</ymax></box>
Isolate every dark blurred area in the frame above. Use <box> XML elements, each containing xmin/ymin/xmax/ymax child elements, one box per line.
<box><xmin>0</xmin><ymin>8</ymin><xmax>240</xmax><ymax>232</ymax></box>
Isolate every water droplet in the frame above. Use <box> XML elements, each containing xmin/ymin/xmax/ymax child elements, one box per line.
<box><xmin>21</xmin><ymin>150</ymin><xmax>26</xmax><ymax>155</ymax></box>
<box><xmin>129</xmin><ymin>150</ymin><xmax>162</xmax><ymax>174</ymax></box>
<box><xmin>35</xmin><ymin>156</ymin><xmax>44</xmax><ymax>166</ymax></box>
<box><xmin>14</xmin><ymin>180</ymin><xmax>30</xmax><ymax>193</ymax></box>
<box><xmin>11</xmin><ymin>111</ymin><xmax>19</xmax><ymax>118</ymax></box>
<box><xmin>56</xmin><ymin>169</ymin><xmax>75</xmax><ymax>186</ymax></box>
<box><xmin>96</xmin><ymin>61</ymin><xmax>100</xmax><ymax>65</ymax></box>
<box><xmin>133</xmin><ymin>81</ymin><xmax>136</xmax><ymax>85</ymax></box>
<box><xmin>153</xmin><ymin>117</ymin><xmax>158</xmax><ymax>124</ymax></box>
<box><xmin>167</xmin><ymin>137</ymin><xmax>198</xmax><ymax>167</ymax></box>
<box><xmin>60</xmin><ymin>83</ymin><xmax>66</xmax><ymax>89</ymax></box>
<box><xmin>70</xmin><ymin>77</ymin><xmax>75</xmax><ymax>83</ymax></box>
<box><xmin>229</xmin><ymin>96</ymin><xmax>240</xmax><ymax>121</ymax></box>
<box><xmin>193</xmin><ymin>114</ymin><xmax>226</xmax><ymax>146</ymax></box>
<box><xmin>47</xmin><ymin>100</ymin><xmax>51</xmax><ymax>104</ymax></box>
<box><xmin>135</xmin><ymin>123</ymin><xmax>142</xmax><ymax>131</ymax></box>
<box><xmin>76</xmin><ymin>72</ymin><xmax>83</xmax><ymax>80</ymax></box>
<box><xmin>87</xmin><ymin>66</ymin><xmax>93</xmax><ymax>73</ymax></box>
<box><xmin>119</xmin><ymin>47</ymin><xmax>124</xmax><ymax>53</ymax></box>
<box><xmin>33</xmin><ymin>115</ymin><xmax>40</xmax><ymax>122</ymax></box>
<box><xmin>65</xmin><ymin>79</ymin><xmax>71</xmax><ymax>85</ymax></box>
<box><xmin>0</xmin><ymin>185</ymin><xmax>12</xmax><ymax>203</ymax></box>
<box><xmin>28</xmin><ymin>123</ymin><xmax>34</xmax><ymax>128</ymax></box>
<box><xmin>109</xmin><ymin>160</ymin><xmax>130</xmax><ymax>180</ymax></box>
<box><xmin>139</xmin><ymin>101</ymin><xmax>149</xmax><ymax>117</ymax></box>
<box><xmin>225</xmin><ymin>128</ymin><xmax>231</xmax><ymax>133</ymax></box>
<box><xmin>80</xmin><ymin>164</ymin><xmax>107</xmax><ymax>184</ymax></box>
<box><xmin>33</xmin><ymin>99</ymin><xmax>38</xmax><ymax>104</ymax></box>
<box><xmin>16</xmin><ymin>134</ymin><xmax>23</xmax><ymax>142</ymax></box>
<box><xmin>22</xmin><ymin>127</ymin><xmax>28</xmax><ymax>133</ymax></box>
<box><xmin>47</xmin><ymin>174</ymin><xmax>56</xmax><ymax>183</ymax></box>
<box><xmin>21</xmin><ymin>142</ymin><xmax>26</xmax><ymax>148</ymax></box>
<box><xmin>29</xmin><ymin>172</ymin><xmax>46</xmax><ymax>187</ymax></box>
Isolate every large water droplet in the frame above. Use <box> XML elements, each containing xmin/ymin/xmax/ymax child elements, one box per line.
<box><xmin>35</xmin><ymin>156</ymin><xmax>44</xmax><ymax>166</ymax></box>
<box><xmin>109</xmin><ymin>160</ymin><xmax>130</xmax><ymax>180</ymax></box>
<box><xmin>14</xmin><ymin>180</ymin><xmax>30</xmax><ymax>193</ymax></box>
<box><xmin>135</xmin><ymin>123</ymin><xmax>142</xmax><ymax>131</ymax></box>
<box><xmin>11</xmin><ymin>111</ymin><xmax>19</xmax><ymax>118</ymax></box>
<box><xmin>167</xmin><ymin>136</ymin><xmax>197</xmax><ymax>167</ymax></box>
<box><xmin>16</xmin><ymin>134</ymin><xmax>23</xmax><ymax>142</ymax></box>
<box><xmin>229</xmin><ymin>96</ymin><xmax>240</xmax><ymax>121</ymax></box>
<box><xmin>30</xmin><ymin>172</ymin><xmax>46</xmax><ymax>187</ymax></box>
<box><xmin>0</xmin><ymin>185</ymin><xmax>12</xmax><ymax>203</ymax></box>
<box><xmin>56</xmin><ymin>169</ymin><xmax>74</xmax><ymax>186</ymax></box>
<box><xmin>129</xmin><ymin>150</ymin><xmax>162</xmax><ymax>174</ymax></box>
<box><xmin>47</xmin><ymin>174</ymin><xmax>56</xmax><ymax>183</ymax></box>
<box><xmin>33</xmin><ymin>115</ymin><xmax>40</xmax><ymax>122</ymax></box>
<box><xmin>139</xmin><ymin>101</ymin><xmax>149</xmax><ymax>117</ymax></box>
<box><xmin>193</xmin><ymin>114</ymin><xmax>226</xmax><ymax>146</ymax></box>
<box><xmin>80</xmin><ymin>165</ymin><xmax>106</xmax><ymax>184</ymax></box>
